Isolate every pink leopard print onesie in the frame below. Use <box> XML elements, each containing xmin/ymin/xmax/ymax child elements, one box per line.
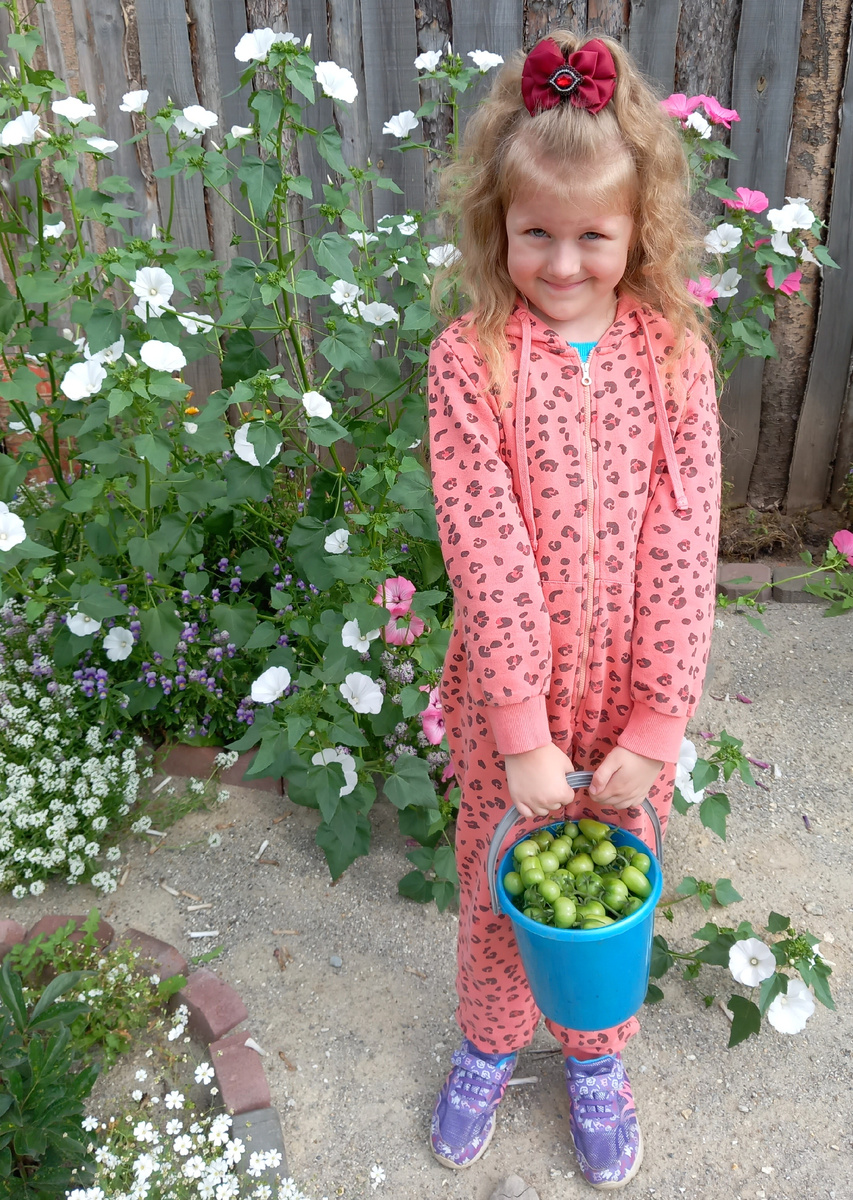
<box><xmin>427</xmin><ymin>295</ymin><xmax>720</xmax><ymax>1057</ymax></box>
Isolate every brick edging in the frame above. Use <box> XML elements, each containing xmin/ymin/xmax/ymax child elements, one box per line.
<box><xmin>0</xmin><ymin>916</ymin><xmax>288</xmax><ymax>1178</ymax></box>
<box><xmin>716</xmin><ymin>560</ymin><xmax>835</xmax><ymax>604</ymax></box>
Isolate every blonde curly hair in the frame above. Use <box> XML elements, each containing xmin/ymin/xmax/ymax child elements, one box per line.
<box><xmin>437</xmin><ymin>30</ymin><xmax>707</xmax><ymax>390</ymax></box>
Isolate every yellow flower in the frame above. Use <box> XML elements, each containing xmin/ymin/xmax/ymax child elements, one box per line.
<box><xmin>184</xmin><ymin>405</ymin><xmax>200</xmax><ymax>415</ymax></box>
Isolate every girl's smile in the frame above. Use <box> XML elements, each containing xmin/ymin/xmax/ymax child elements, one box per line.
<box><xmin>505</xmin><ymin>190</ymin><xmax>634</xmax><ymax>342</ymax></box>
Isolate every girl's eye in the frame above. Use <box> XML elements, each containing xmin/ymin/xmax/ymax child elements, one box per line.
<box><xmin>582</xmin><ymin>231</ymin><xmax>603</xmax><ymax>241</ymax></box>
<box><xmin>527</xmin><ymin>228</ymin><xmax>549</xmax><ymax>239</ymax></box>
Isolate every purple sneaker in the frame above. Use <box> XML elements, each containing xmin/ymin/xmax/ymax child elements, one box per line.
<box><xmin>430</xmin><ymin>1039</ymin><xmax>518</xmax><ymax>1169</ymax></box>
<box><xmin>565</xmin><ymin>1053</ymin><xmax>643</xmax><ymax>1190</ymax></box>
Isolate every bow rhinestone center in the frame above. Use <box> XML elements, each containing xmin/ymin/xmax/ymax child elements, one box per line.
<box><xmin>548</xmin><ymin>63</ymin><xmax>583</xmax><ymax>97</ymax></box>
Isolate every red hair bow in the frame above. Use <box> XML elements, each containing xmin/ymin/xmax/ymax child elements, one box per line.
<box><xmin>521</xmin><ymin>38</ymin><xmax>617</xmax><ymax>116</ymax></box>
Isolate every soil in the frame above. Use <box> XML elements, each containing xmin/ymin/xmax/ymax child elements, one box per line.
<box><xmin>10</xmin><ymin>603</ymin><xmax>853</xmax><ymax>1200</ymax></box>
<box><xmin>718</xmin><ymin>505</ymin><xmax>846</xmax><ymax>563</ymax></box>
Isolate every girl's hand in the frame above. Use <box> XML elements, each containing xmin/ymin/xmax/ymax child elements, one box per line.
<box><xmin>589</xmin><ymin>746</ymin><xmax>664</xmax><ymax>810</ymax></box>
<box><xmin>504</xmin><ymin>742</ymin><xmax>575</xmax><ymax>819</ymax></box>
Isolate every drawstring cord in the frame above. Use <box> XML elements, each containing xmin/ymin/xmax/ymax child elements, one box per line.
<box><xmin>514</xmin><ymin>308</ymin><xmax>539</xmax><ymax>552</ymax></box>
<box><xmin>636</xmin><ymin>308</ymin><xmax>690</xmax><ymax>512</ymax></box>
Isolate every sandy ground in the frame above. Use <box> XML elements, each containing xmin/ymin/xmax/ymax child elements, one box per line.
<box><xmin>10</xmin><ymin>602</ymin><xmax>853</xmax><ymax>1200</ymax></box>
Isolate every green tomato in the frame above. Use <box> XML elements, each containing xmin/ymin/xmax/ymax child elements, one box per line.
<box><xmin>574</xmin><ymin>871</ymin><xmax>604</xmax><ymax>899</ymax></box>
<box><xmin>578</xmin><ymin>900</ymin><xmax>606</xmax><ymax>920</ymax></box>
<box><xmin>578</xmin><ymin>818</ymin><xmax>611</xmax><ymax>842</ymax></box>
<box><xmin>504</xmin><ymin>871</ymin><xmax>525</xmax><ymax>897</ymax></box>
<box><xmin>599</xmin><ymin>871</ymin><xmax>623</xmax><ymax>886</ymax></box>
<box><xmin>602</xmin><ymin>883</ymin><xmax>629</xmax><ymax>913</ymax></box>
<box><xmin>582</xmin><ymin>917</ymin><xmax>614</xmax><ymax>929</ymax></box>
<box><xmin>537</xmin><ymin>850</ymin><xmax>560</xmax><ymax>875</ymax></box>
<box><xmin>549</xmin><ymin>836</ymin><xmax>573</xmax><ymax>863</ymax></box>
<box><xmin>552</xmin><ymin>896</ymin><xmax>577</xmax><ymax>928</ymax></box>
<box><xmin>532</xmin><ymin>829</ymin><xmax>554</xmax><ymax>849</ymax></box>
<box><xmin>571</xmin><ymin>835</ymin><xmax>595</xmax><ymax>854</ymax></box>
<box><xmin>520</xmin><ymin>863</ymin><xmax>545</xmax><ymax>886</ymax></box>
<box><xmin>631</xmin><ymin>851</ymin><xmax>652</xmax><ymax>876</ymax></box>
<box><xmin>561</xmin><ymin>822</ymin><xmax>580</xmax><ymax>840</ymax></box>
<box><xmin>567</xmin><ymin>852</ymin><xmax>595</xmax><ymax>876</ymax></box>
<box><xmin>623</xmin><ymin>896</ymin><xmax>644</xmax><ymax>917</ymax></box>
<box><xmin>590</xmin><ymin>840</ymin><xmax>617</xmax><ymax>867</ymax></box>
<box><xmin>538</xmin><ymin>878</ymin><xmax>562</xmax><ymax>903</ymax></box>
<box><xmin>621</xmin><ymin>864</ymin><xmax>652</xmax><ymax>900</ymax></box>
<box><xmin>513</xmin><ymin>840</ymin><xmax>540</xmax><ymax>864</ymax></box>
<box><xmin>552</xmin><ymin>868</ymin><xmax>572</xmax><ymax>885</ymax></box>
<box><xmin>528</xmin><ymin>907</ymin><xmax>547</xmax><ymax>924</ymax></box>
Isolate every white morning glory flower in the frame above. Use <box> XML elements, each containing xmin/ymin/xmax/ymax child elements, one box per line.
<box><xmin>674</xmin><ymin>737</ymin><xmax>704</xmax><ymax>805</ymax></box>
<box><xmin>86</xmin><ymin>137</ymin><xmax>118</xmax><ymax>153</ymax></box>
<box><xmin>341</xmin><ymin>619</ymin><xmax>381</xmax><ymax>653</ymax></box>
<box><xmin>770</xmin><ymin>230</ymin><xmax>796</xmax><ymax>256</ymax></box>
<box><xmin>324</xmin><ymin>527</ymin><xmax>350</xmax><ymax>555</ymax></box>
<box><xmin>685</xmin><ymin>110</ymin><xmax>712</xmax><ymax>138</ymax></box>
<box><xmin>175</xmin><ymin>310</ymin><xmax>215</xmax><ymax>335</ymax></box>
<box><xmin>302</xmin><ymin>390</ymin><xmax>332</xmax><ymax>419</ymax></box>
<box><xmin>230</xmin><ymin>124</ymin><xmax>254</xmax><ymax>139</ymax></box>
<box><xmin>67</xmin><ymin>604</ymin><xmax>102</xmax><ymax>637</ymax></box>
<box><xmin>84</xmin><ymin>336</ymin><xmax>125</xmax><ymax>365</ymax></box>
<box><xmin>234</xmin><ymin>28</ymin><xmax>299</xmax><ymax>62</ymax></box>
<box><xmin>130</xmin><ymin>266</ymin><xmax>175</xmax><ymax>318</ymax></box>
<box><xmin>708</xmin><ymin>267</ymin><xmax>741</xmax><ymax>298</ymax></box>
<box><xmin>120</xmin><ymin>89</ymin><xmax>149</xmax><ymax>112</ymax></box>
<box><xmin>0</xmin><ymin>111</ymin><xmax>41</xmax><ymax>146</ymax></box>
<box><xmin>339</xmin><ymin>671</ymin><xmax>383</xmax><ymax>714</ymax></box>
<box><xmin>783</xmin><ymin>197</ymin><xmax>816</xmax><ymax>230</ymax></box>
<box><xmin>427</xmin><ymin>242</ymin><xmax>461</xmax><ymax>268</ymax></box>
<box><xmin>357</xmin><ymin>300</ymin><xmax>397</xmax><ymax>326</ymax></box>
<box><xmin>172</xmin><ymin>104</ymin><xmax>218</xmax><ymax>137</ymax></box>
<box><xmin>183</xmin><ymin>421</ymin><xmax>198</xmax><ymax>434</ymax></box>
<box><xmin>43</xmin><ymin>220</ymin><xmax>66</xmax><ymax>238</ymax></box>
<box><xmin>329</xmin><ymin>279</ymin><xmax>363</xmax><ymax>314</ymax></box>
<box><xmin>704</xmin><ymin>223</ymin><xmax>742</xmax><ymax>255</ymax></box>
<box><xmin>60</xmin><ymin>358</ymin><xmax>107</xmax><ymax>401</ymax></box>
<box><xmin>250</xmin><ymin>666</ymin><xmax>292</xmax><ymax>704</ymax></box>
<box><xmin>382</xmin><ymin>110</ymin><xmax>419</xmax><ymax>138</ymax></box>
<box><xmin>767</xmin><ymin>978</ymin><xmax>815</xmax><ymax>1034</ymax></box>
<box><xmin>311</xmin><ymin>747</ymin><xmax>358</xmax><ymax>796</ymax></box>
<box><xmin>728</xmin><ymin>937</ymin><xmax>777</xmax><ymax>987</ymax></box>
<box><xmin>799</xmin><ymin>244</ymin><xmax>819</xmax><ymax>266</ymax></box>
<box><xmin>348</xmin><ymin>230</ymin><xmax>379</xmax><ymax>249</ymax></box>
<box><xmin>0</xmin><ymin>511</ymin><xmax>26</xmax><ymax>552</ymax></box>
<box><xmin>314</xmin><ymin>61</ymin><xmax>358</xmax><ymax>104</ymax></box>
<box><xmin>468</xmin><ymin>50</ymin><xmax>504</xmax><ymax>72</ymax></box>
<box><xmin>103</xmin><ymin>626</ymin><xmax>134</xmax><ymax>661</ymax></box>
<box><xmin>8</xmin><ymin>412</ymin><xmax>41</xmax><ymax>434</ymax></box>
<box><xmin>140</xmin><ymin>340</ymin><xmax>187</xmax><ymax>373</ymax></box>
<box><xmin>51</xmin><ymin>96</ymin><xmax>97</xmax><ymax>125</ymax></box>
<box><xmin>414</xmin><ymin>49</ymin><xmax>443</xmax><ymax>71</ymax></box>
<box><xmin>233</xmin><ymin>423</ymin><xmax>281</xmax><ymax>467</ymax></box>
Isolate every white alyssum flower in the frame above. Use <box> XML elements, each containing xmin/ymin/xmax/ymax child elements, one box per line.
<box><xmin>341</xmin><ymin>619</ymin><xmax>381</xmax><ymax>653</ymax></box>
<box><xmin>301</xmin><ymin>390</ymin><xmax>332</xmax><ymax>420</ymax></box>
<box><xmin>233</xmin><ymin>423</ymin><xmax>281</xmax><ymax>467</ymax></box>
<box><xmin>230</xmin><ymin>124</ymin><xmax>254</xmax><ymax>139</ymax></box>
<box><xmin>767</xmin><ymin>978</ymin><xmax>815</xmax><ymax>1034</ymax></box>
<box><xmin>329</xmin><ymin>279</ymin><xmax>363</xmax><ymax>314</ymax></box>
<box><xmin>674</xmin><ymin>737</ymin><xmax>704</xmax><ymax>805</ymax></box>
<box><xmin>704</xmin><ymin>222</ymin><xmax>742</xmax><ymax>255</ymax></box>
<box><xmin>250</xmin><ymin>666</ymin><xmax>292</xmax><ymax>704</ymax></box>
<box><xmin>427</xmin><ymin>243</ymin><xmax>461</xmax><ymax>268</ymax></box>
<box><xmin>51</xmin><ymin>96</ymin><xmax>97</xmax><ymax>125</ymax></box>
<box><xmin>60</xmin><ymin>358</ymin><xmax>107</xmax><ymax>401</ymax></box>
<box><xmin>119</xmin><ymin>89</ymin><xmax>149</xmax><ymax>112</ymax></box>
<box><xmin>414</xmin><ymin>49</ymin><xmax>443</xmax><ymax>71</ymax></box>
<box><xmin>0</xmin><ymin>111</ymin><xmax>41</xmax><ymax>146</ymax></box>
<box><xmin>770</xmin><ymin>230</ymin><xmax>796</xmax><ymax>256</ymax></box>
<box><xmin>729</xmin><ymin>937</ymin><xmax>777</xmax><ymax>987</ymax></box>
<box><xmin>140</xmin><ymin>339</ymin><xmax>187</xmax><ymax>373</ymax></box>
<box><xmin>382</xmin><ymin>110</ymin><xmax>419</xmax><ymax>138</ymax></box>
<box><xmin>86</xmin><ymin>137</ymin><xmax>118</xmax><ymax>153</ymax></box>
<box><xmin>315</xmin><ymin>61</ymin><xmax>358</xmax><ymax>103</ymax></box>
<box><xmin>234</xmin><ymin>28</ymin><xmax>299</xmax><ymax>62</ymax></box>
<box><xmin>468</xmin><ymin>50</ymin><xmax>504</xmax><ymax>71</ymax></box>
<box><xmin>8</xmin><ymin>412</ymin><xmax>42</xmax><ymax>434</ymax></box>
<box><xmin>103</xmin><ymin>626</ymin><xmax>134</xmax><ymax>661</ymax></box>
<box><xmin>340</xmin><ymin>671</ymin><xmax>384</xmax><ymax>714</ymax></box>
<box><xmin>324</xmin><ymin>527</ymin><xmax>350</xmax><ymax>555</ymax></box>
<box><xmin>43</xmin><ymin>220</ymin><xmax>66</xmax><ymax>238</ymax></box>
<box><xmin>130</xmin><ymin>266</ymin><xmax>175</xmax><ymax>318</ymax></box>
<box><xmin>357</xmin><ymin>300</ymin><xmax>397</xmax><ymax>326</ymax></box>
<box><xmin>709</xmin><ymin>267</ymin><xmax>742</xmax><ymax>297</ymax></box>
<box><xmin>172</xmin><ymin>104</ymin><xmax>218</xmax><ymax>137</ymax></box>
<box><xmin>685</xmin><ymin>110</ymin><xmax>712</xmax><ymax>138</ymax></box>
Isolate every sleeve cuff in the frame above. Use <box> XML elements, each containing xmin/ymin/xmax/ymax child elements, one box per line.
<box><xmin>488</xmin><ymin>696</ymin><xmax>552</xmax><ymax>756</ymax></box>
<box><xmin>617</xmin><ymin>705</ymin><xmax>687</xmax><ymax>765</ymax></box>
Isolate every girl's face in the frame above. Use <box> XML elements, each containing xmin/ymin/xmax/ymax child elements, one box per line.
<box><xmin>505</xmin><ymin>186</ymin><xmax>633</xmax><ymax>342</ymax></box>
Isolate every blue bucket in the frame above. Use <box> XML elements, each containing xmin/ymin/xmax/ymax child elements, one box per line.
<box><xmin>487</xmin><ymin>781</ymin><xmax>663</xmax><ymax>1031</ymax></box>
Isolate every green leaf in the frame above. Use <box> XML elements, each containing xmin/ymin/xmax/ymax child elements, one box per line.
<box><xmin>400</xmin><ymin>684</ymin><xmax>430</xmax><ymax>717</ymax></box>
<box><xmin>249</xmin><ymin>89</ymin><xmax>284</xmax><ymax>139</ymax></box>
<box><xmin>432</xmin><ymin>844</ymin><xmax>458</xmax><ymax>886</ymax></box>
<box><xmin>726</xmin><ymin>995</ymin><xmax>762</xmax><ymax>1047</ymax></box>
<box><xmin>766</xmin><ymin>912</ymin><xmax>791</xmax><ymax>933</ymax></box>
<box><xmin>0</xmin><ymin>961</ymin><xmax>27</xmax><ymax>1032</ymax></box>
<box><xmin>691</xmin><ymin>758</ymin><xmax>719</xmax><ymax>791</ymax></box>
<box><xmin>245</xmin><ymin>621</ymin><xmax>279</xmax><ymax>650</ymax></box>
<box><xmin>221</xmin><ymin>328</ymin><xmax>270</xmax><ymax>387</ymax></box>
<box><xmin>713</xmin><ymin>878</ymin><xmax>742</xmax><ymax>906</ymax></box>
<box><xmin>649</xmin><ymin>934</ymin><xmax>674</xmax><ymax>979</ymax></box>
<box><xmin>28</xmin><ymin>970</ymin><xmax>86</xmax><ymax>1024</ymax></box>
<box><xmin>284</xmin><ymin>57</ymin><xmax>316</xmax><ymax>102</ymax></box>
<box><xmin>134</xmin><ymin>432</ymin><xmax>172</xmax><ymax>475</ymax></box>
<box><xmin>644</xmin><ymin>983</ymin><xmax>665</xmax><ymax>1004</ymax></box>
<box><xmin>699</xmin><ymin>791</ymin><xmax>730</xmax><ymax>841</ymax></box>
<box><xmin>312</xmin><ymin>232</ymin><xmax>356</xmax><ymax>283</ymax></box>
<box><xmin>813</xmin><ymin>244</ymin><xmax>839</xmax><ymax>269</ymax></box>
<box><xmin>306</xmin><ymin>415</ymin><xmax>351</xmax><ymax>446</ymax></box>
<box><xmin>315</xmin><ymin>125</ymin><xmax>349</xmax><ymax>175</ymax></box>
<box><xmin>210</xmin><ymin>602</ymin><xmax>258</xmax><ymax>648</ymax></box>
<box><xmin>758</xmin><ymin>971</ymin><xmax>788</xmax><ymax>1016</ymax></box>
<box><xmin>293</xmin><ymin>269</ymin><xmax>328</xmax><ymax>297</ymax></box>
<box><xmin>675</xmin><ymin>875</ymin><xmax>699</xmax><ymax>896</ymax></box>
<box><xmin>140</xmin><ymin>601</ymin><xmax>184</xmax><ymax>658</ymax></box>
<box><xmin>18</xmin><ymin>270</ymin><xmax>67</xmax><ymax>305</ymax></box>
<box><xmin>237</xmin><ymin>155</ymin><xmax>282</xmax><ymax>220</ymax></box>
<box><xmin>0</xmin><ymin>279</ymin><xmax>23</xmax><ymax>334</ymax></box>
<box><xmin>383</xmin><ymin>754</ymin><xmax>437</xmax><ymax>810</ymax></box>
<box><xmin>75</xmin><ymin>582</ymin><xmax>128</xmax><ymax>620</ymax></box>
<box><xmin>316</xmin><ymin>802</ymin><xmax>371</xmax><ymax>879</ymax></box>
<box><xmin>8</xmin><ymin>28</ymin><xmax>44</xmax><ymax>65</ymax></box>
<box><xmin>397</xmin><ymin>869</ymin><xmax>434</xmax><ymax>903</ymax></box>
<box><xmin>86</xmin><ymin>302</ymin><xmax>123</xmax><ymax>353</ymax></box>
<box><xmin>318</xmin><ymin>323</ymin><xmax>373</xmax><ymax>371</ymax></box>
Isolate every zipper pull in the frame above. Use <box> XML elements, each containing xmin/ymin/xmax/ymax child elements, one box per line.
<box><xmin>580</xmin><ymin>360</ymin><xmax>591</xmax><ymax>387</ymax></box>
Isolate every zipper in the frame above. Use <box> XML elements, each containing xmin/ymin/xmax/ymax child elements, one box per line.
<box><xmin>575</xmin><ymin>354</ymin><xmax>596</xmax><ymax>707</ymax></box>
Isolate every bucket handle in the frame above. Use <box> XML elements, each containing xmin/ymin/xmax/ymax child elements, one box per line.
<box><xmin>487</xmin><ymin>771</ymin><xmax>663</xmax><ymax>916</ymax></box>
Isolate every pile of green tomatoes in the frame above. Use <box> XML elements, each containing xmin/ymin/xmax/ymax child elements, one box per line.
<box><xmin>504</xmin><ymin>818</ymin><xmax>654</xmax><ymax>930</ymax></box>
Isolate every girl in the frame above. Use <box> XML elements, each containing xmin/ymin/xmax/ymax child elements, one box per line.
<box><xmin>427</xmin><ymin>32</ymin><xmax>720</xmax><ymax>1190</ymax></box>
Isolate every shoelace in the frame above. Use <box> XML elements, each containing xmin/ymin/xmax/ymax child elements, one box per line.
<box><xmin>450</xmin><ymin>1048</ymin><xmax>514</xmax><ymax>1104</ymax></box>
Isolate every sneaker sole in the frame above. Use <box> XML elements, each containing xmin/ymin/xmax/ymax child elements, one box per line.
<box><xmin>588</xmin><ymin>1127</ymin><xmax>644</xmax><ymax>1191</ymax></box>
<box><xmin>430</xmin><ymin>1114</ymin><xmax>496</xmax><ymax>1171</ymax></box>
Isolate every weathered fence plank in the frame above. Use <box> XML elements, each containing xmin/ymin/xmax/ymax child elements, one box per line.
<box><xmin>719</xmin><ymin>0</ymin><xmax>804</xmax><ymax>506</ymax></box>
<box><xmin>628</xmin><ymin>0</ymin><xmax>680</xmax><ymax>93</ymax></box>
<box><xmin>786</xmin><ymin>13</ymin><xmax>853</xmax><ymax>510</ymax></box>
<box><xmin>525</xmin><ymin>2</ymin><xmax>589</xmax><ymax>46</ymax></box>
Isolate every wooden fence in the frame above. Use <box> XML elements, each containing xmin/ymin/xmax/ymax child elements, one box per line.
<box><xmin>5</xmin><ymin>0</ymin><xmax>853</xmax><ymax>514</ymax></box>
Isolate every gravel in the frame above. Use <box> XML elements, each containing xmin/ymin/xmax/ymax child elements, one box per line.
<box><xmin>11</xmin><ymin>603</ymin><xmax>852</xmax><ymax>1200</ymax></box>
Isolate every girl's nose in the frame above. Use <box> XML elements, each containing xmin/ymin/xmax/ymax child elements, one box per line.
<box><xmin>548</xmin><ymin>240</ymin><xmax>581</xmax><ymax>278</ymax></box>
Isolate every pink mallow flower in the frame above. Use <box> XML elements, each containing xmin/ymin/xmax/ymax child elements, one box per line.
<box><xmin>419</xmin><ymin>685</ymin><xmax>446</xmax><ymax>744</ymax></box>
<box><xmin>765</xmin><ymin>266</ymin><xmax>803</xmax><ymax>295</ymax></box>
<box><xmin>373</xmin><ymin>575</ymin><xmax>416</xmax><ymax>616</ymax></box>
<box><xmin>383</xmin><ymin>612</ymin><xmax>426</xmax><ymax>646</ymax></box>
<box><xmin>832</xmin><ymin>528</ymin><xmax>853</xmax><ymax>566</ymax></box>
<box><xmin>722</xmin><ymin>186</ymin><xmax>769</xmax><ymax>214</ymax></box>
<box><xmin>661</xmin><ymin>93</ymin><xmax>702</xmax><ymax>120</ymax></box>
<box><xmin>698</xmin><ymin>94</ymin><xmax>740</xmax><ymax>127</ymax></box>
<box><xmin>687</xmin><ymin>276</ymin><xmax>719</xmax><ymax>307</ymax></box>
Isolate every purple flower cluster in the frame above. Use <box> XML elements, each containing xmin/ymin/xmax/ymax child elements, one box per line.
<box><xmin>73</xmin><ymin>665</ymin><xmax>109</xmax><ymax>700</ymax></box>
